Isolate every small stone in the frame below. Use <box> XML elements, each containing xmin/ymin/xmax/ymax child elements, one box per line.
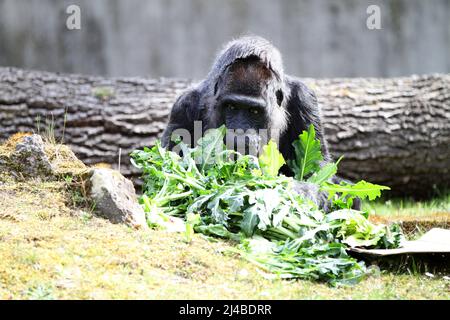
<box><xmin>89</xmin><ymin>168</ymin><xmax>147</xmax><ymax>229</ymax></box>
<box><xmin>12</xmin><ymin>134</ymin><xmax>54</xmax><ymax>177</ymax></box>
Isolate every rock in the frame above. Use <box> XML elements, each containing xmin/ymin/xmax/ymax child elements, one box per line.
<box><xmin>12</xmin><ymin>134</ymin><xmax>54</xmax><ymax>177</ymax></box>
<box><xmin>2</xmin><ymin>133</ymin><xmax>147</xmax><ymax>230</ymax></box>
<box><xmin>89</xmin><ymin>168</ymin><xmax>147</xmax><ymax>229</ymax></box>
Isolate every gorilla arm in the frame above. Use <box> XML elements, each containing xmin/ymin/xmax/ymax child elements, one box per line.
<box><xmin>280</xmin><ymin>77</ymin><xmax>361</xmax><ymax>212</ymax></box>
<box><xmin>279</xmin><ymin>76</ymin><xmax>331</xmax><ymax>163</ymax></box>
<box><xmin>161</xmin><ymin>89</ymin><xmax>201</xmax><ymax>149</ymax></box>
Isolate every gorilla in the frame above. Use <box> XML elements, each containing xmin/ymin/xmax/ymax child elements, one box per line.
<box><xmin>162</xmin><ymin>36</ymin><xmax>360</xmax><ymax>211</ymax></box>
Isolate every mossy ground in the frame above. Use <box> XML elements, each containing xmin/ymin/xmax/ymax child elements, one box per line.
<box><xmin>0</xmin><ymin>136</ymin><xmax>449</xmax><ymax>300</ymax></box>
<box><xmin>0</xmin><ymin>189</ymin><xmax>449</xmax><ymax>300</ymax></box>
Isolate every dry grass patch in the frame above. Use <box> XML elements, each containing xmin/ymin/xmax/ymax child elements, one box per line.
<box><xmin>0</xmin><ymin>196</ymin><xmax>449</xmax><ymax>299</ymax></box>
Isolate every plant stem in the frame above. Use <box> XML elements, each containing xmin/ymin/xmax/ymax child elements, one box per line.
<box><xmin>165</xmin><ymin>173</ymin><xmax>205</xmax><ymax>190</ymax></box>
<box><xmin>156</xmin><ymin>190</ymin><xmax>193</xmax><ymax>205</ymax></box>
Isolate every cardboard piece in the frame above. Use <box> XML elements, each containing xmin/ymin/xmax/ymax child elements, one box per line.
<box><xmin>350</xmin><ymin>228</ymin><xmax>450</xmax><ymax>256</ymax></box>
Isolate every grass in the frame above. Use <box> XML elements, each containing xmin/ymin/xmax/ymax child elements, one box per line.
<box><xmin>364</xmin><ymin>195</ymin><xmax>450</xmax><ymax>238</ymax></box>
<box><xmin>0</xmin><ymin>134</ymin><xmax>449</xmax><ymax>300</ymax></box>
<box><xmin>364</xmin><ymin>193</ymin><xmax>450</xmax><ymax>217</ymax></box>
<box><xmin>92</xmin><ymin>87</ymin><xmax>115</xmax><ymax>100</ymax></box>
<box><xmin>0</xmin><ymin>175</ymin><xmax>449</xmax><ymax>299</ymax></box>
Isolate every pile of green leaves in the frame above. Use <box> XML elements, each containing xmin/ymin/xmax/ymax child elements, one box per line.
<box><xmin>131</xmin><ymin>125</ymin><xmax>403</xmax><ymax>285</ymax></box>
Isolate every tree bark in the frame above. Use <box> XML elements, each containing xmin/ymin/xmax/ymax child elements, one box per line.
<box><xmin>0</xmin><ymin>67</ymin><xmax>449</xmax><ymax>197</ymax></box>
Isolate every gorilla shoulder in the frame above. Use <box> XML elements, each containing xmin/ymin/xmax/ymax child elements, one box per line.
<box><xmin>161</xmin><ymin>89</ymin><xmax>202</xmax><ymax>148</ymax></box>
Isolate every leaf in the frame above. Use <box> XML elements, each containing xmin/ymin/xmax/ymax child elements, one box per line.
<box><xmin>240</xmin><ymin>210</ymin><xmax>260</xmax><ymax>236</ymax></box>
<box><xmin>246</xmin><ymin>201</ymin><xmax>269</xmax><ymax>231</ymax></box>
<box><xmin>308</xmin><ymin>156</ymin><xmax>342</xmax><ymax>185</ymax></box>
<box><xmin>321</xmin><ymin>180</ymin><xmax>390</xmax><ymax>201</ymax></box>
<box><xmin>326</xmin><ymin>209</ymin><xmax>386</xmax><ymax>248</ymax></box>
<box><xmin>207</xmin><ymin>195</ymin><xmax>229</xmax><ymax>225</ymax></box>
<box><xmin>206</xmin><ymin>187</ymin><xmax>240</xmax><ymax>225</ymax></box>
<box><xmin>241</xmin><ymin>236</ymin><xmax>277</xmax><ymax>254</ymax></box>
<box><xmin>193</xmin><ymin>126</ymin><xmax>226</xmax><ymax>172</ymax></box>
<box><xmin>141</xmin><ymin>195</ymin><xmax>185</xmax><ymax>232</ymax></box>
<box><xmin>272</xmin><ymin>204</ymin><xmax>290</xmax><ymax>228</ymax></box>
<box><xmin>188</xmin><ymin>194</ymin><xmax>215</xmax><ymax>214</ymax></box>
<box><xmin>224</xmin><ymin>194</ymin><xmax>245</xmax><ymax>212</ymax></box>
<box><xmin>194</xmin><ymin>224</ymin><xmax>241</xmax><ymax>241</ymax></box>
<box><xmin>185</xmin><ymin>224</ymin><xmax>194</xmax><ymax>243</ymax></box>
<box><xmin>258</xmin><ymin>140</ymin><xmax>286</xmax><ymax>177</ymax></box>
<box><xmin>185</xmin><ymin>213</ymin><xmax>201</xmax><ymax>243</ymax></box>
<box><xmin>246</xmin><ymin>189</ymin><xmax>281</xmax><ymax>231</ymax></box>
<box><xmin>288</xmin><ymin>125</ymin><xmax>323</xmax><ymax>181</ymax></box>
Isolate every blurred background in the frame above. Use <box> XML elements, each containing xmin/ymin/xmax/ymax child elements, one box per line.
<box><xmin>0</xmin><ymin>0</ymin><xmax>449</xmax><ymax>79</ymax></box>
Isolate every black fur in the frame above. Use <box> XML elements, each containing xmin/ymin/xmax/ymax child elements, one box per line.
<box><xmin>161</xmin><ymin>36</ymin><xmax>360</xmax><ymax>212</ymax></box>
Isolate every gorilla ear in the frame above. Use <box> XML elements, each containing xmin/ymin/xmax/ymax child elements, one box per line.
<box><xmin>276</xmin><ymin>89</ymin><xmax>284</xmax><ymax>106</ymax></box>
<box><xmin>214</xmin><ymin>74</ymin><xmax>223</xmax><ymax>96</ymax></box>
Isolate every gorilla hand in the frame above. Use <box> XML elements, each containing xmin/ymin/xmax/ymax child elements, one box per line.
<box><xmin>292</xmin><ymin>181</ymin><xmax>332</xmax><ymax>213</ymax></box>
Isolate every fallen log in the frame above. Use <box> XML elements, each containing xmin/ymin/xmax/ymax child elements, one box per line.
<box><xmin>0</xmin><ymin>67</ymin><xmax>448</xmax><ymax>197</ymax></box>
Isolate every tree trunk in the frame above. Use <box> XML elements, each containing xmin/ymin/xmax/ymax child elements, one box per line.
<box><xmin>0</xmin><ymin>67</ymin><xmax>448</xmax><ymax>197</ymax></box>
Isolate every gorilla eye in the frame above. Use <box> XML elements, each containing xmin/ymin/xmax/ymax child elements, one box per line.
<box><xmin>250</xmin><ymin>108</ymin><xmax>259</xmax><ymax>115</ymax></box>
<box><xmin>228</xmin><ymin>104</ymin><xmax>236</xmax><ymax>110</ymax></box>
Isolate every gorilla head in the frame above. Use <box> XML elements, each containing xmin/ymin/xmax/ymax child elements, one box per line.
<box><xmin>209</xmin><ymin>56</ymin><xmax>287</xmax><ymax>153</ymax></box>
<box><xmin>162</xmin><ymin>35</ymin><xmax>330</xmax><ymax>168</ymax></box>
<box><xmin>204</xmin><ymin>38</ymin><xmax>289</xmax><ymax>154</ymax></box>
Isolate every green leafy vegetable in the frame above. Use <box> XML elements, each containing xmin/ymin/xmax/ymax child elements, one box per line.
<box><xmin>185</xmin><ymin>212</ymin><xmax>201</xmax><ymax>243</ymax></box>
<box><xmin>322</xmin><ymin>180</ymin><xmax>391</xmax><ymax>201</ymax></box>
<box><xmin>258</xmin><ymin>140</ymin><xmax>286</xmax><ymax>177</ymax></box>
<box><xmin>193</xmin><ymin>126</ymin><xmax>227</xmax><ymax>172</ymax></box>
<box><xmin>308</xmin><ymin>156</ymin><xmax>342</xmax><ymax>185</ymax></box>
<box><xmin>131</xmin><ymin>125</ymin><xmax>398</xmax><ymax>285</ymax></box>
<box><xmin>288</xmin><ymin>124</ymin><xmax>323</xmax><ymax>180</ymax></box>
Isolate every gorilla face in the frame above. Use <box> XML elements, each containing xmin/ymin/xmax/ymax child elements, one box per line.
<box><xmin>211</xmin><ymin>57</ymin><xmax>286</xmax><ymax>155</ymax></box>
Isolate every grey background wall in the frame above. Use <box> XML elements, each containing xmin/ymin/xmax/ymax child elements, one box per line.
<box><xmin>0</xmin><ymin>0</ymin><xmax>449</xmax><ymax>79</ymax></box>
